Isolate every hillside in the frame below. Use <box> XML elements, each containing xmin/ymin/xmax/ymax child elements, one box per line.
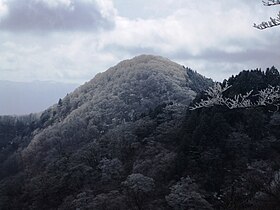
<box><xmin>0</xmin><ymin>55</ymin><xmax>213</xmax><ymax>210</ymax></box>
<box><xmin>1</xmin><ymin>56</ymin><xmax>280</xmax><ymax>209</ymax></box>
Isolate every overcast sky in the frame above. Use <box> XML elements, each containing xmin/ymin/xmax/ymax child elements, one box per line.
<box><xmin>0</xmin><ymin>0</ymin><xmax>279</xmax><ymax>83</ymax></box>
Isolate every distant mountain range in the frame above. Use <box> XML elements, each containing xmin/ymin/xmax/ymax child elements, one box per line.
<box><xmin>0</xmin><ymin>80</ymin><xmax>78</xmax><ymax>115</ymax></box>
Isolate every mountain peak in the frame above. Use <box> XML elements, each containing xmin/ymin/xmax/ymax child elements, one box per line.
<box><xmin>36</xmin><ymin>55</ymin><xmax>212</xmax><ymax>128</ymax></box>
<box><xmin>123</xmin><ymin>54</ymin><xmax>172</xmax><ymax>63</ymax></box>
<box><xmin>112</xmin><ymin>54</ymin><xmax>182</xmax><ymax>74</ymax></box>
<box><xmin>92</xmin><ymin>54</ymin><xmax>190</xmax><ymax>92</ymax></box>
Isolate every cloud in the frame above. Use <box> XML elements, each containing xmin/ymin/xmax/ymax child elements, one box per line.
<box><xmin>0</xmin><ymin>32</ymin><xmax>120</xmax><ymax>83</ymax></box>
<box><xmin>101</xmin><ymin>1</ymin><xmax>257</xmax><ymax>51</ymax></box>
<box><xmin>97</xmin><ymin>0</ymin><xmax>280</xmax><ymax>81</ymax></box>
<box><xmin>0</xmin><ymin>0</ymin><xmax>279</xmax><ymax>84</ymax></box>
<box><xmin>0</xmin><ymin>1</ymin><xmax>8</xmax><ymax>19</ymax></box>
<box><xmin>0</xmin><ymin>0</ymin><xmax>116</xmax><ymax>31</ymax></box>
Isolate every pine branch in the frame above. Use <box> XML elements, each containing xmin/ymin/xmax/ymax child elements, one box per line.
<box><xmin>263</xmin><ymin>0</ymin><xmax>280</xmax><ymax>6</ymax></box>
<box><xmin>254</xmin><ymin>1</ymin><xmax>280</xmax><ymax>29</ymax></box>
<box><xmin>254</xmin><ymin>12</ymin><xmax>280</xmax><ymax>29</ymax></box>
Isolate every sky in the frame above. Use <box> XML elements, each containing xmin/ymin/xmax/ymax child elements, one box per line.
<box><xmin>0</xmin><ymin>0</ymin><xmax>279</xmax><ymax>84</ymax></box>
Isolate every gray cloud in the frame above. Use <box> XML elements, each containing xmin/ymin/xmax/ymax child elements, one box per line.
<box><xmin>173</xmin><ymin>48</ymin><xmax>280</xmax><ymax>64</ymax></box>
<box><xmin>0</xmin><ymin>0</ymin><xmax>115</xmax><ymax>31</ymax></box>
<box><xmin>0</xmin><ymin>0</ymin><xmax>279</xmax><ymax>84</ymax></box>
<box><xmin>169</xmin><ymin>46</ymin><xmax>280</xmax><ymax>81</ymax></box>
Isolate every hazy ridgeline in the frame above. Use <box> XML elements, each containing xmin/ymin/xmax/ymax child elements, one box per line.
<box><xmin>0</xmin><ymin>81</ymin><xmax>78</xmax><ymax>115</ymax></box>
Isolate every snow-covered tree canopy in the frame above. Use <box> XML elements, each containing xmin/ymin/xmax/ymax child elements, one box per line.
<box><xmin>254</xmin><ymin>0</ymin><xmax>280</xmax><ymax>29</ymax></box>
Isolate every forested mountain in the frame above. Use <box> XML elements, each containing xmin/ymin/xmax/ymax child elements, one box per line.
<box><xmin>0</xmin><ymin>55</ymin><xmax>212</xmax><ymax>210</ymax></box>
<box><xmin>0</xmin><ymin>55</ymin><xmax>279</xmax><ymax>210</ymax></box>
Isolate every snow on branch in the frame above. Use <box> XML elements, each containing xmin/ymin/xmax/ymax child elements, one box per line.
<box><xmin>257</xmin><ymin>85</ymin><xmax>280</xmax><ymax>107</ymax></box>
<box><xmin>254</xmin><ymin>12</ymin><xmax>280</xmax><ymax>29</ymax></box>
<box><xmin>254</xmin><ymin>1</ymin><xmax>280</xmax><ymax>29</ymax></box>
<box><xmin>189</xmin><ymin>83</ymin><xmax>230</xmax><ymax>110</ymax></box>
<box><xmin>225</xmin><ymin>90</ymin><xmax>253</xmax><ymax>109</ymax></box>
<box><xmin>190</xmin><ymin>83</ymin><xmax>280</xmax><ymax>111</ymax></box>
<box><xmin>262</xmin><ymin>0</ymin><xmax>280</xmax><ymax>6</ymax></box>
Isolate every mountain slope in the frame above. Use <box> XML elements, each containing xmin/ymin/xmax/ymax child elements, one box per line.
<box><xmin>24</xmin><ymin>55</ymin><xmax>211</xmax><ymax>161</ymax></box>
<box><xmin>43</xmin><ymin>55</ymin><xmax>211</xmax><ymax>123</ymax></box>
<box><xmin>0</xmin><ymin>55</ymin><xmax>213</xmax><ymax>210</ymax></box>
<box><xmin>2</xmin><ymin>57</ymin><xmax>280</xmax><ymax>209</ymax></box>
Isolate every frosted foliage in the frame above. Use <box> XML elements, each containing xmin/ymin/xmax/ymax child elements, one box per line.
<box><xmin>89</xmin><ymin>191</ymin><xmax>127</xmax><ymax>210</ymax></box>
<box><xmin>190</xmin><ymin>83</ymin><xmax>231</xmax><ymax>110</ymax></box>
<box><xmin>132</xmin><ymin>143</ymin><xmax>176</xmax><ymax>179</ymax></box>
<box><xmin>65</xmin><ymin>190</ymin><xmax>127</xmax><ymax>210</ymax></box>
<box><xmin>191</xmin><ymin>83</ymin><xmax>280</xmax><ymax>110</ymax></box>
<box><xmin>253</xmin><ymin>170</ymin><xmax>280</xmax><ymax>207</ymax></box>
<box><xmin>270</xmin><ymin>113</ymin><xmax>280</xmax><ymax>125</ymax></box>
<box><xmin>190</xmin><ymin>82</ymin><xmax>254</xmax><ymax>110</ymax></box>
<box><xmin>270</xmin><ymin>170</ymin><xmax>280</xmax><ymax>191</ymax></box>
<box><xmin>166</xmin><ymin>177</ymin><xmax>213</xmax><ymax>210</ymax></box>
<box><xmin>257</xmin><ymin>86</ymin><xmax>280</xmax><ymax>107</ymax></box>
<box><xmin>98</xmin><ymin>158</ymin><xmax>123</xmax><ymax>181</ymax></box>
<box><xmin>62</xmin><ymin>55</ymin><xmax>197</xmax><ymax>123</ymax></box>
<box><xmin>23</xmin><ymin>55</ymin><xmax>210</xmax><ymax>162</ymax></box>
<box><xmin>122</xmin><ymin>173</ymin><xmax>155</xmax><ymax>193</ymax></box>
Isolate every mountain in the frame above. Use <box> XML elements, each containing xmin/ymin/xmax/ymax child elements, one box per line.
<box><xmin>37</xmin><ymin>55</ymin><xmax>211</xmax><ymax>128</ymax></box>
<box><xmin>0</xmin><ymin>80</ymin><xmax>78</xmax><ymax>115</ymax></box>
<box><xmin>2</xmin><ymin>55</ymin><xmax>280</xmax><ymax>210</ymax></box>
<box><xmin>0</xmin><ymin>55</ymin><xmax>213</xmax><ymax>210</ymax></box>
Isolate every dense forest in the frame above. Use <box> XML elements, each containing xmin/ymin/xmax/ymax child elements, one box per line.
<box><xmin>0</xmin><ymin>55</ymin><xmax>279</xmax><ymax>210</ymax></box>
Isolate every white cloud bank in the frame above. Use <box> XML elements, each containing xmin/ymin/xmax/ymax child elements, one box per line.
<box><xmin>0</xmin><ymin>0</ymin><xmax>116</xmax><ymax>31</ymax></box>
<box><xmin>0</xmin><ymin>0</ymin><xmax>279</xmax><ymax>83</ymax></box>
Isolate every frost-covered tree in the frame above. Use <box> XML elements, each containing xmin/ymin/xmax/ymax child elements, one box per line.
<box><xmin>189</xmin><ymin>83</ymin><xmax>231</xmax><ymax>110</ymax></box>
<box><xmin>122</xmin><ymin>173</ymin><xmax>155</xmax><ymax>194</ymax></box>
<box><xmin>257</xmin><ymin>85</ymin><xmax>280</xmax><ymax>110</ymax></box>
<box><xmin>190</xmin><ymin>83</ymin><xmax>280</xmax><ymax>111</ymax></box>
<box><xmin>122</xmin><ymin>173</ymin><xmax>155</xmax><ymax>210</ymax></box>
<box><xmin>254</xmin><ymin>0</ymin><xmax>280</xmax><ymax>29</ymax></box>
<box><xmin>98</xmin><ymin>158</ymin><xmax>124</xmax><ymax>182</ymax></box>
<box><xmin>250</xmin><ymin>170</ymin><xmax>280</xmax><ymax>209</ymax></box>
<box><xmin>165</xmin><ymin>177</ymin><xmax>213</xmax><ymax>210</ymax></box>
<box><xmin>190</xmin><ymin>83</ymin><xmax>253</xmax><ymax>110</ymax></box>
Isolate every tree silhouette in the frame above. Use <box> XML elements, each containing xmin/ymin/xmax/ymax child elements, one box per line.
<box><xmin>254</xmin><ymin>0</ymin><xmax>280</xmax><ymax>29</ymax></box>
